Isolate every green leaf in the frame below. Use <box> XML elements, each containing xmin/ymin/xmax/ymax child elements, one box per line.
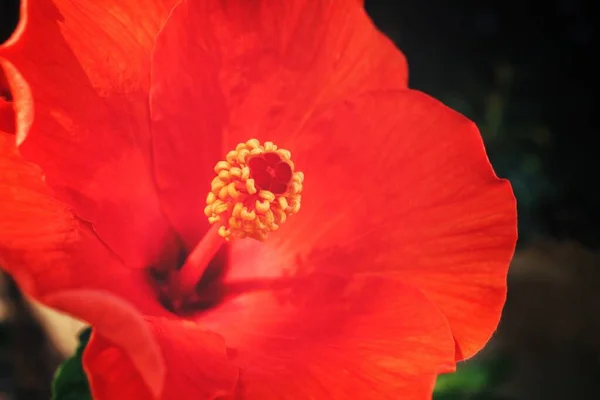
<box><xmin>433</xmin><ymin>354</ymin><xmax>513</xmax><ymax>399</ymax></box>
<box><xmin>51</xmin><ymin>327</ymin><xmax>93</xmax><ymax>400</ymax></box>
<box><xmin>434</xmin><ymin>361</ymin><xmax>490</xmax><ymax>395</ymax></box>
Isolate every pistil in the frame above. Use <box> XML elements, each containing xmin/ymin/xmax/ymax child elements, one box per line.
<box><xmin>171</xmin><ymin>139</ymin><xmax>304</xmax><ymax>304</ymax></box>
<box><xmin>172</xmin><ymin>223</ymin><xmax>224</xmax><ymax>299</ymax></box>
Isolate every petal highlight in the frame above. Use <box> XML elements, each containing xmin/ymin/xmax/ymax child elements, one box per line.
<box><xmin>0</xmin><ymin>127</ymin><xmax>164</xmax><ymax>316</ymax></box>
<box><xmin>228</xmin><ymin>90</ymin><xmax>516</xmax><ymax>361</ymax></box>
<box><xmin>0</xmin><ymin>0</ymin><xmax>180</xmax><ymax>268</ymax></box>
<box><xmin>200</xmin><ymin>267</ymin><xmax>455</xmax><ymax>399</ymax></box>
<box><xmin>150</xmin><ymin>0</ymin><xmax>407</xmax><ymax>248</ymax></box>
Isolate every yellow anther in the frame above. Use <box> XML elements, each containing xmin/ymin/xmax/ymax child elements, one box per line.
<box><xmin>274</xmin><ymin>208</ymin><xmax>287</xmax><ymax>224</ymax></box>
<box><xmin>246</xmin><ymin>138</ymin><xmax>260</xmax><ymax>148</ymax></box>
<box><xmin>290</xmin><ymin>182</ymin><xmax>302</xmax><ymax>194</ymax></box>
<box><xmin>218</xmin><ymin>225</ymin><xmax>230</xmax><ymax>238</ymax></box>
<box><xmin>277</xmin><ymin>149</ymin><xmax>291</xmax><ymax>161</ymax></box>
<box><xmin>237</xmin><ymin>149</ymin><xmax>250</xmax><ymax>163</ymax></box>
<box><xmin>246</xmin><ymin>179</ymin><xmax>257</xmax><ymax>195</ymax></box>
<box><xmin>277</xmin><ymin>197</ymin><xmax>288</xmax><ymax>211</ymax></box>
<box><xmin>264</xmin><ymin>209</ymin><xmax>275</xmax><ymax>224</ymax></box>
<box><xmin>232</xmin><ymin>202</ymin><xmax>244</xmax><ymax>218</ymax></box>
<box><xmin>235</xmin><ymin>142</ymin><xmax>247</xmax><ymax>152</ymax></box>
<box><xmin>215</xmin><ymin>161</ymin><xmax>231</xmax><ymax>173</ymax></box>
<box><xmin>228</xmin><ymin>217</ymin><xmax>239</xmax><ymax>229</ymax></box>
<box><xmin>250</xmin><ymin>148</ymin><xmax>263</xmax><ymax>156</ymax></box>
<box><xmin>241</xmin><ymin>166</ymin><xmax>250</xmax><ymax>180</ymax></box>
<box><xmin>258</xmin><ymin>190</ymin><xmax>275</xmax><ymax>202</ymax></box>
<box><xmin>227</xmin><ymin>182</ymin><xmax>240</xmax><ymax>198</ymax></box>
<box><xmin>291</xmin><ymin>202</ymin><xmax>301</xmax><ymax>214</ymax></box>
<box><xmin>240</xmin><ymin>207</ymin><xmax>256</xmax><ymax>221</ymax></box>
<box><xmin>230</xmin><ymin>167</ymin><xmax>242</xmax><ymax>178</ymax></box>
<box><xmin>204</xmin><ymin>139</ymin><xmax>304</xmax><ymax>241</ymax></box>
<box><xmin>218</xmin><ymin>170</ymin><xmax>230</xmax><ymax>180</ymax></box>
<box><xmin>211</xmin><ymin>177</ymin><xmax>225</xmax><ymax>192</ymax></box>
<box><xmin>217</xmin><ymin>186</ymin><xmax>228</xmax><ymax>200</ymax></box>
<box><xmin>226</xmin><ymin>151</ymin><xmax>238</xmax><ymax>164</ymax></box>
<box><xmin>206</xmin><ymin>192</ymin><xmax>216</xmax><ymax>204</ymax></box>
<box><xmin>254</xmin><ymin>218</ymin><xmax>267</xmax><ymax>230</ymax></box>
<box><xmin>255</xmin><ymin>199</ymin><xmax>270</xmax><ymax>213</ymax></box>
<box><xmin>211</xmin><ymin>200</ymin><xmax>229</xmax><ymax>215</ymax></box>
<box><xmin>264</xmin><ymin>141</ymin><xmax>276</xmax><ymax>151</ymax></box>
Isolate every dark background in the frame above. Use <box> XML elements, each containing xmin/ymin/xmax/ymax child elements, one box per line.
<box><xmin>0</xmin><ymin>0</ymin><xmax>598</xmax><ymax>399</ymax></box>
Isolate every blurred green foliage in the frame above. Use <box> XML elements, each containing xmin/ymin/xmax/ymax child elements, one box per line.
<box><xmin>51</xmin><ymin>328</ymin><xmax>92</xmax><ymax>400</ymax></box>
<box><xmin>433</xmin><ymin>354</ymin><xmax>513</xmax><ymax>400</ymax></box>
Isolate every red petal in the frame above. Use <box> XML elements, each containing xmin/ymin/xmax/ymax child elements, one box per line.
<box><xmin>84</xmin><ymin>316</ymin><xmax>238</xmax><ymax>400</ymax></box>
<box><xmin>0</xmin><ymin>129</ymin><xmax>165</xmax><ymax>316</ymax></box>
<box><xmin>200</xmin><ymin>260</ymin><xmax>455</xmax><ymax>398</ymax></box>
<box><xmin>255</xmin><ymin>90</ymin><xmax>516</xmax><ymax>361</ymax></box>
<box><xmin>44</xmin><ymin>290</ymin><xmax>166</xmax><ymax>397</ymax></box>
<box><xmin>150</xmin><ymin>0</ymin><xmax>407</xmax><ymax>247</ymax></box>
<box><xmin>0</xmin><ymin>0</ymin><xmax>180</xmax><ymax>268</ymax></box>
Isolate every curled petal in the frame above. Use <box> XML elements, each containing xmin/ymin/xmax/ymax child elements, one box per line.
<box><xmin>45</xmin><ymin>291</ymin><xmax>238</xmax><ymax>400</ymax></box>
<box><xmin>44</xmin><ymin>290</ymin><xmax>166</xmax><ymax>398</ymax></box>
<box><xmin>84</xmin><ymin>316</ymin><xmax>239</xmax><ymax>400</ymax></box>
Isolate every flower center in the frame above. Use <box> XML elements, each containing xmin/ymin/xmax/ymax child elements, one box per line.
<box><xmin>204</xmin><ymin>139</ymin><xmax>303</xmax><ymax>241</ymax></box>
<box><xmin>170</xmin><ymin>139</ymin><xmax>303</xmax><ymax>307</ymax></box>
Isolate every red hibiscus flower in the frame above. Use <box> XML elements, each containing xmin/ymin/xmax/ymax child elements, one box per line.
<box><xmin>0</xmin><ymin>0</ymin><xmax>517</xmax><ymax>399</ymax></box>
